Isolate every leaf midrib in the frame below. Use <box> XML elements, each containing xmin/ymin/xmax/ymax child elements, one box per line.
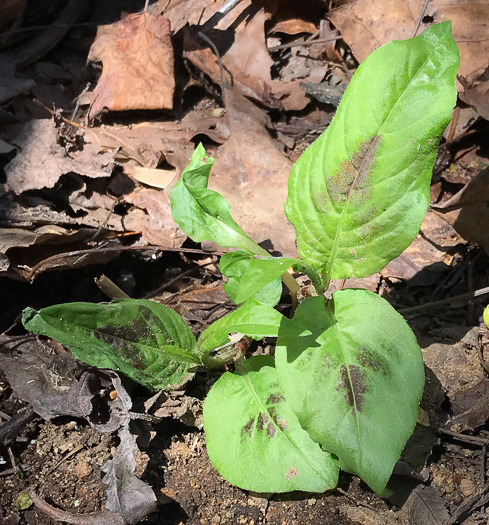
<box><xmin>40</xmin><ymin>314</ymin><xmax>199</xmax><ymax>365</ymax></box>
<box><xmin>242</xmin><ymin>370</ymin><xmax>333</xmax><ymax>484</ymax></box>
<box><xmin>324</xmin><ymin>54</ymin><xmax>431</xmax><ymax>281</ymax></box>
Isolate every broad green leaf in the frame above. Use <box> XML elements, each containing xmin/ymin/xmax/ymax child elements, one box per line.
<box><xmin>170</xmin><ymin>144</ymin><xmax>266</xmax><ymax>255</ymax></box>
<box><xmin>285</xmin><ymin>22</ymin><xmax>459</xmax><ymax>281</ymax></box>
<box><xmin>275</xmin><ymin>290</ymin><xmax>424</xmax><ymax>494</ymax></box>
<box><xmin>253</xmin><ymin>277</ymin><xmax>282</xmax><ymax>307</ymax></box>
<box><xmin>220</xmin><ymin>251</ymin><xmax>304</xmax><ymax>306</ymax></box>
<box><xmin>22</xmin><ymin>299</ymin><xmax>199</xmax><ymax>391</ymax></box>
<box><xmin>204</xmin><ymin>355</ymin><xmax>339</xmax><ymax>493</ymax></box>
<box><xmin>198</xmin><ymin>300</ymin><xmax>291</xmax><ymax>356</ymax></box>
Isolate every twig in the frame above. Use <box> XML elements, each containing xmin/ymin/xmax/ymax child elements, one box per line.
<box><xmin>439</xmin><ymin>428</ymin><xmax>489</xmax><ymax>447</ymax></box>
<box><xmin>42</xmin><ymin>444</ymin><xmax>85</xmax><ymax>481</ymax></box>
<box><xmin>446</xmin><ymin>105</ymin><xmax>460</xmax><ymax>143</ymax></box>
<box><xmin>70</xmin><ymin>83</ymin><xmax>90</xmax><ymax>121</ymax></box>
<box><xmin>398</xmin><ymin>286</ymin><xmax>489</xmax><ymax>316</ymax></box>
<box><xmin>95</xmin><ymin>275</ymin><xmax>130</xmax><ymax>300</ymax></box>
<box><xmin>144</xmin><ymin>267</ymin><xmax>198</xmax><ymax>298</ymax></box>
<box><xmin>25</xmin><ymin>244</ymin><xmax>225</xmax><ymax>282</ymax></box>
<box><xmin>197</xmin><ymin>31</ymin><xmax>226</xmax><ymax>89</ymax></box>
<box><xmin>28</xmin><ymin>490</ymin><xmax>125</xmax><ymax>524</ymax></box>
<box><xmin>33</xmin><ymin>98</ymin><xmax>85</xmax><ymax>129</ymax></box>
<box><xmin>88</xmin><ymin>197</ymin><xmax>122</xmax><ymax>242</ymax></box>
<box><xmin>412</xmin><ymin>0</ymin><xmax>431</xmax><ymax>38</ymax></box>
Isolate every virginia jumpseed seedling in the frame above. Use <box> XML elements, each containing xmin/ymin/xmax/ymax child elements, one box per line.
<box><xmin>23</xmin><ymin>22</ymin><xmax>459</xmax><ymax>495</ymax></box>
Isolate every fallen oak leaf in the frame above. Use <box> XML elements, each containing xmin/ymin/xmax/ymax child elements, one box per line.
<box><xmin>5</xmin><ymin>119</ymin><xmax>114</xmax><ymax>194</ymax></box>
<box><xmin>102</xmin><ymin>426</ymin><xmax>157</xmax><ymax>524</ymax></box>
<box><xmin>184</xmin><ymin>7</ymin><xmax>311</xmax><ymax>111</ymax></box>
<box><xmin>329</xmin><ymin>0</ymin><xmax>489</xmax><ymax>86</ymax></box>
<box><xmin>124</xmin><ymin>188</ymin><xmax>186</xmax><ymax>248</ymax></box>
<box><xmin>206</xmin><ymin>88</ymin><xmax>297</xmax><ymax>256</ymax></box>
<box><xmin>459</xmin><ymin>65</ymin><xmax>489</xmax><ymax>121</ymax></box>
<box><xmin>433</xmin><ymin>166</ymin><xmax>489</xmax><ymax>256</ymax></box>
<box><xmin>88</xmin><ymin>12</ymin><xmax>175</xmax><ymax>120</ymax></box>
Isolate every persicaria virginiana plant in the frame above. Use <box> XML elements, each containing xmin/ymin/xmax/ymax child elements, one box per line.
<box><xmin>23</xmin><ymin>22</ymin><xmax>459</xmax><ymax>495</ymax></box>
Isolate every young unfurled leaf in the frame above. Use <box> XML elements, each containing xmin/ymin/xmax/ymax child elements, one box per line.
<box><xmin>22</xmin><ymin>299</ymin><xmax>199</xmax><ymax>391</ymax></box>
<box><xmin>204</xmin><ymin>355</ymin><xmax>339</xmax><ymax>492</ymax></box>
<box><xmin>170</xmin><ymin>144</ymin><xmax>267</xmax><ymax>255</ymax></box>
<box><xmin>197</xmin><ymin>300</ymin><xmax>291</xmax><ymax>358</ymax></box>
<box><xmin>285</xmin><ymin>22</ymin><xmax>459</xmax><ymax>282</ymax></box>
<box><xmin>275</xmin><ymin>290</ymin><xmax>424</xmax><ymax>495</ymax></box>
<box><xmin>220</xmin><ymin>251</ymin><xmax>304</xmax><ymax>306</ymax></box>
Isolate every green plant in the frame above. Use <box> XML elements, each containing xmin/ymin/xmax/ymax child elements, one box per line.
<box><xmin>22</xmin><ymin>22</ymin><xmax>458</xmax><ymax>495</ymax></box>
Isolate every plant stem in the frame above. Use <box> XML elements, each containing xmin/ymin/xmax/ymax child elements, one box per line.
<box><xmin>281</xmin><ymin>271</ymin><xmax>300</xmax><ymax>308</ymax></box>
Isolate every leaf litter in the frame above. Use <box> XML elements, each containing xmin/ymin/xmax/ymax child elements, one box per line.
<box><xmin>0</xmin><ymin>0</ymin><xmax>489</xmax><ymax>523</ymax></box>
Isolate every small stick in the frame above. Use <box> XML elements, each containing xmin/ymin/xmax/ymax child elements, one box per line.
<box><xmin>399</xmin><ymin>286</ymin><xmax>489</xmax><ymax>316</ymax></box>
<box><xmin>33</xmin><ymin>98</ymin><xmax>85</xmax><ymax>129</ymax></box>
<box><xmin>412</xmin><ymin>0</ymin><xmax>431</xmax><ymax>38</ymax></box>
<box><xmin>42</xmin><ymin>444</ymin><xmax>85</xmax><ymax>480</ymax></box>
<box><xmin>446</xmin><ymin>105</ymin><xmax>460</xmax><ymax>143</ymax></box>
<box><xmin>439</xmin><ymin>428</ymin><xmax>489</xmax><ymax>447</ymax></box>
<box><xmin>28</xmin><ymin>490</ymin><xmax>125</xmax><ymax>524</ymax></box>
<box><xmin>95</xmin><ymin>275</ymin><xmax>130</xmax><ymax>300</ymax></box>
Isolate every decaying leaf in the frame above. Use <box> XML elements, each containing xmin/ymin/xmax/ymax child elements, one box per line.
<box><xmin>150</xmin><ymin>0</ymin><xmax>251</xmax><ymax>33</ymax></box>
<box><xmin>124</xmin><ymin>188</ymin><xmax>186</xmax><ymax>247</ymax></box>
<box><xmin>88</xmin><ymin>12</ymin><xmax>175</xmax><ymax>119</ymax></box>
<box><xmin>433</xmin><ymin>166</ymin><xmax>489</xmax><ymax>255</ymax></box>
<box><xmin>460</xmin><ymin>65</ymin><xmax>489</xmax><ymax>121</ymax></box>
<box><xmin>420</xmin><ymin>327</ymin><xmax>485</xmax><ymax>425</ymax></box>
<box><xmin>102</xmin><ymin>426</ymin><xmax>157</xmax><ymax>524</ymax></box>
<box><xmin>89</xmin><ymin>111</ymin><xmax>229</xmax><ymax>169</ymax></box>
<box><xmin>184</xmin><ymin>8</ymin><xmax>310</xmax><ymax>111</ymax></box>
<box><xmin>0</xmin><ymin>338</ymin><xmax>132</xmax><ymax>432</ymax></box>
<box><xmin>145</xmin><ymin>389</ymin><xmax>203</xmax><ymax>428</ymax></box>
<box><xmin>329</xmin><ymin>0</ymin><xmax>489</xmax><ymax>83</ymax></box>
<box><xmin>382</xmin><ymin>210</ymin><xmax>461</xmax><ymax>285</ymax></box>
<box><xmin>0</xmin><ymin>55</ymin><xmax>34</xmax><ymax>104</ymax></box>
<box><xmin>5</xmin><ymin>119</ymin><xmax>114</xmax><ymax>194</ymax></box>
<box><xmin>129</xmin><ymin>166</ymin><xmax>177</xmax><ymax>189</ymax></box>
<box><xmin>388</xmin><ymin>479</ymin><xmax>450</xmax><ymax>525</ymax></box>
<box><xmin>208</xmin><ymin>89</ymin><xmax>296</xmax><ymax>256</ymax></box>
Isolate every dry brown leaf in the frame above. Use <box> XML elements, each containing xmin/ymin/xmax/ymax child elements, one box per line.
<box><xmin>184</xmin><ymin>8</ymin><xmax>311</xmax><ymax>111</ymax></box>
<box><xmin>129</xmin><ymin>166</ymin><xmax>177</xmax><ymax>189</ymax></box>
<box><xmin>0</xmin><ymin>225</ymin><xmax>89</xmax><ymax>253</ymax></box>
<box><xmin>89</xmin><ymin>110</ymin><xmax>229</xmax><ymax>169</ymax></box>
<box><xmin>460</xmin><ymin>64</ymin><xmax>489</xmax><ymax>121</ymax></box>
<box><xmin>433</xmin><ymin>166</ymin><xmax>489</xmax><ymax>255</ymax></box>
<box><xmin>329</xmin><ymin>0</ymin><xmax>489</xmax><ymax>83</ymax></box>
<box><xmin>5</xmin><ymin>119</ymin><xmax>114</xmax><ymax>194</ymax></box>
<box><xmin>420</xmin><ymin>327</ymin><xmax>485</xmax><ymax>427</ymax></box>
<box><xmin>0</xmin><ymin>226</ymin><xmax>113</xmax><ymax>280</ymax></box>
<box><xmin>270</xmin><ymin>18</ymin><xmax>317</xmax><ymax>35</ymax></box>
<box><xmin>88</xmin><ymin>12</ymin><xmax>175</xmax><ymax>119</ymax></box>
<box><xmin>150</xmin><ymin>0</ymin><xmax>251</xmax><ymax>33</ymax></box>
<box><xmin>381</xmin><ymin>210</ymin><xmax>461</xmax><ymax>285</ymax></box>
<box><xmin>208</xmin><ymin>89</ymin><xmax>296</xmax><ymax>256</ymax></box>
<box><xmin>124</xmin><ymin>188</ymin><xmax>186</xmax><ymax>247</ymax></box>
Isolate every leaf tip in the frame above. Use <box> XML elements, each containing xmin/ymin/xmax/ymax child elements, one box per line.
<box><xmin>22</xmin><ymin>307</ymin><xmax>38</xmax><ymax>328</ymax></box>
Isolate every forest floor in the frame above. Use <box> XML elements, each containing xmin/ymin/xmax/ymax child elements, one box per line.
<box><xmin>1</xmin><ymin>1</ymin><xmax>489</xmax><ymax>524</ymax></box>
